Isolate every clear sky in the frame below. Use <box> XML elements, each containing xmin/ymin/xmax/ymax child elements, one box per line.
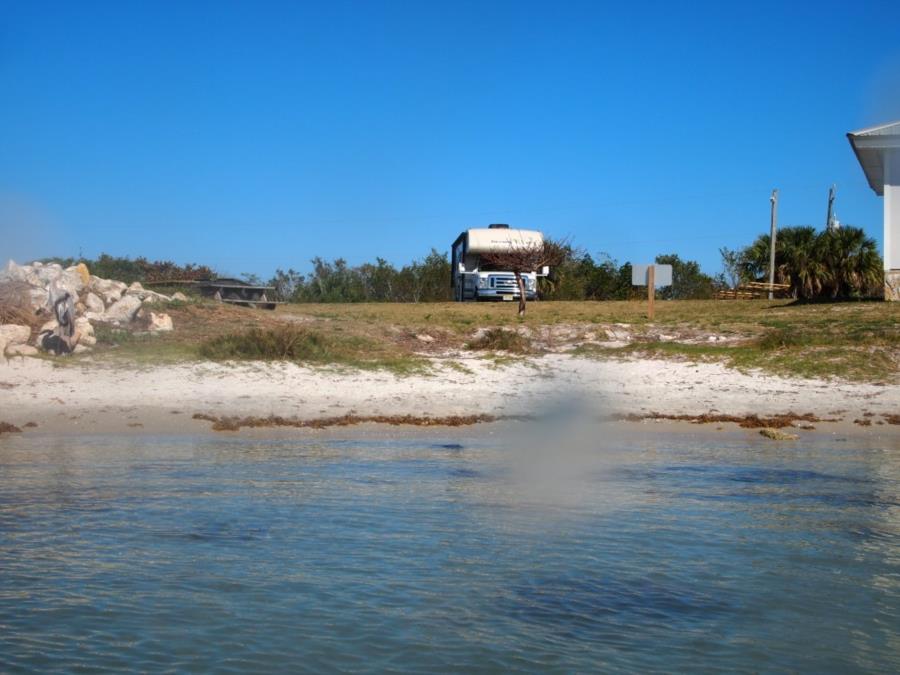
<box><xmin>3</xmin><ymin>0</ymin><xmax>900</xmax><ymax>279</ymax></box>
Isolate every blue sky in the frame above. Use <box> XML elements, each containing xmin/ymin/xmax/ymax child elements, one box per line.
<box><xmin>2</xmin><ymin>0</ymin><xmax>900</xmax><ymax>279</ymax></box>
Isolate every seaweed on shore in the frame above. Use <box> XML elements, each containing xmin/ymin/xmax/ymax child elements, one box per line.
<box><xmin>191</xmin><ymin>412</ymin><xmax>523</xmax><ymax>432</ymax></box>
<box><xmin>0</xmin><ymin>422</ymin><xmax>22</xmax><ymax>435</ymax></box>
<box><xmin>614</xmin><ymin>411</ymin><xmax>830</xmax><ymax>429</ymax></box>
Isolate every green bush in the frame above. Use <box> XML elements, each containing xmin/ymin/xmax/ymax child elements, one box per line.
<box><xmin>198</xmin><ymin>326</ymin><xmax>426</xmax><ymax>374</ymax></box>
<box><xmin>756</xmin><ymin>328</ymin><xmax>812</xmax><ymax>350</ymax></box>
<box><xmin>199</xmin><ymin>326</ymin><xmax>353</xmax><ymax>362</ymax></box>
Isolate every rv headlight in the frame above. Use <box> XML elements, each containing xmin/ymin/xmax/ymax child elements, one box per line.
<box><xmin>526</xmin><ymin>277</ymin><xmax>536</xmax><ymax>289</ymax></box>
<box><xmin>478</xmin><ymin>276</ymin><xmax>488</xmax><ymax>289</ymax></box>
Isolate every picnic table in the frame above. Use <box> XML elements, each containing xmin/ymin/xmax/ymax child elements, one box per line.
<box><xmin>715</xmin><ymin>281</ymin><xmax>792</xmax><ymax>300</ymax></box>
<box><xmin>146</xmin><ymin>278</ymin><xmax>281</xmax><ymax>310</ymax></box>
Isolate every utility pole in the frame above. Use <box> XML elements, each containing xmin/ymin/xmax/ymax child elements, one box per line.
<box><xmin>826</xmin><ymin>184</ymin><xmax>836</xmax><ymax>231</ymax></box>
<box><xmin>768</xmin><ymin>189</ymin><xmax>778</xmax><ymax>300</ymax></box>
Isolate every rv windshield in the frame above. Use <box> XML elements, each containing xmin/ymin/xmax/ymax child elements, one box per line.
<box><xmin>478</xmin><ymin>260</ymin><xmax>516</xmax><ymax>272</ymax></box>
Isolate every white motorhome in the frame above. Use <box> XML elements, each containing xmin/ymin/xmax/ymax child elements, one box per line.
<box><xmin>450</xmin><ymin>224</ymin><xmax>548</xmax><ymax>302</ymax></box>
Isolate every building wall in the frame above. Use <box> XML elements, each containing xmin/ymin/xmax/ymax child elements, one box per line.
<box><xmin>886</xmin><ymin>149</ymin><xmax>900</xmax><ymax>272</ymax></box>
<box><xmin>887</xmin><ymin>270</ymin><xmax>900</xmax><ymax>301</ymax></box>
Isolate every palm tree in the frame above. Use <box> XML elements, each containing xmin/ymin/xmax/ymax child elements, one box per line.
<box><xmin>818</xmin><ymin>226</ymin><xmax>882</xmax><ymax>298</ymax></box>
<box><xmin>739</xmin><ymin>226</ymin><xmax>824</xmax><ymax>298</ymax></box>
<box><xmin>776</xmin><ymin>226</ymin><xmax>828</xmax><ymax>299</ymax></box>
<box><xmin>738</xmin><ymin>225</ymin><xmax>882</xmax><ymax>300</ymax></box>
<box><xmin>738</xmin><ymin>233</ymin><xmax>771</xmax><ymax>282</ymax></box>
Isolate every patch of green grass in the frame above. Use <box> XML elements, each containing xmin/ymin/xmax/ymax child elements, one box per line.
<box><xmin>444</xmin><ymin>360</ymin><xmax>474</xmax><ymax>375</ymax></box>
<box><xmin>82</xmin><ymin>324</ymin><xmax>196</xmax><ymax>366</ymax></box>
<box><xmin>574</xmin><ymin>336</ymin><xmax>896</xmax><ymax>383</ymax></box>
<box><xmin>198</xmin><ymin>326</ymin><xmax>427</xmax><ymax>375</ymax></box>
<box><xmin>480</xmin><ymin>353</ymin><xmax>520</xmax><ymax>369</ymax></box>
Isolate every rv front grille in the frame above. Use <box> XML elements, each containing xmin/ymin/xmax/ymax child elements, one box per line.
<box><xmin>492</xmin><ymin>276</ymin><xmax>518</xmax><ymax>290</ymax></box>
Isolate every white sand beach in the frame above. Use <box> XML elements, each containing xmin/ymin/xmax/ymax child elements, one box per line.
<box><xmin>1</xmin><ymin>354</ymin><xmax>897</xmax><ymax>435</ymax></box>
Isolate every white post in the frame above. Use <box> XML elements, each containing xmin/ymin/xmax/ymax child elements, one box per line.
<box><xmin>768</xmin><ymin>189</ymin><xmax>778</xmax><ymax>300</ymax></box>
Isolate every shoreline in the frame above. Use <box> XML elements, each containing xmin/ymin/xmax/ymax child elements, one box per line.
<box><xmin>2</xmin><ymin>353</ymin><xmax>898</xmax><ymax>439</ymax></box>
<box><xmin>2</xmin><ymin>419</ymin><xmax>897</xmax><ymax>447</ymax></box>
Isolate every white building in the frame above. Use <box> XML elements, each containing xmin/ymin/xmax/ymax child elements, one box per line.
<box><xmin>847</xmin><ymin>120</ymin><xmax>900</xmax><ymax>300</ymax></box>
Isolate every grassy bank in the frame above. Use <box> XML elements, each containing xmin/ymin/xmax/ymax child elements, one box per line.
<box><xmin>71</xmin><ymin>299</ymin><xmax>899</xmax><ymax>382</ymax></box>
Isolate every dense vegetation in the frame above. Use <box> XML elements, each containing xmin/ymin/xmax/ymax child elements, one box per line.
<box><xmin>722</xmin><ymin>225</ymin><xmax>882</xmax><ymax>299</ymax></box>
<box><xmin>266</xmin><ymin>249</ymin><xmax>717</xmax><ymax>302</ymax></box>
<box><xmin>42</xmin><ymin>222</ymin><xmax>882</xmax><ymax>302</ymax></box>
<box><xmin>43</xmin><ymin>254</ymin><xmax>214</xmax><ymax>284</ymax></box>
<box><xmin>539</xmin><ymin>250</ymin><xmax>718</xmax><ymax>301</ymax></box>
<box><xmin>268</xmin><ymin>250</ymin><xmax>452</xmax><ymax>302</ymax></box>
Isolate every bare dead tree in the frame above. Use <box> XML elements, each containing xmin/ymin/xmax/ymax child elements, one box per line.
<box><xmin>479</xmin><ymin>238</ymin><xmax>567</xmax><ymax>316</ymax></box>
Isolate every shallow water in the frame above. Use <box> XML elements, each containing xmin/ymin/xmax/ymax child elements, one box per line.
<box><xmin>1</xmin><ymin>430</ymin><xmax>899</xmax><ymax>673</ymax></box>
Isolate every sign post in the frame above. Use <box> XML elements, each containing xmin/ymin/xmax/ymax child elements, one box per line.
<box><xmin>631</xmin><ymin>264</ymin><xmax>672</xmax><ymax>321</ymax></box>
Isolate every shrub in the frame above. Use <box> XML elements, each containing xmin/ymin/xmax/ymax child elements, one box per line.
<box><xmin>0</xmin><ymin>281</ymin><xmax>41</xmax><ymax>334</ymax></box>
<box><xmin>756</xmin><ymin>328</ymin><xmax>812</xmax><ymax>350</ymax></box>
<box><xmin>466</xmin><ymin>328</ymin><xmax>532</xmax><ymax>353</ymax></box>
<box><xmin>199</xmin><ymin>326</ymin><xmax>347</xmax><ymax>362</ymax></box>
<box><xmin>197</xmin><ymin>326</ymin><xmax>425</xmax><ymax>374</ymax></box>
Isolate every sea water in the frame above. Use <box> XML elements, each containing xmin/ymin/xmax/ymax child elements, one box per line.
<box><xmin>1</xmin><ymin>429</ymin><xmax>898</xmax><ymax>673</ymax></box>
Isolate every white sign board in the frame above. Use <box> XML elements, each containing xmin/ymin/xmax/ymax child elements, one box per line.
<box><xmin>631</xmin><ymin>264</ymin><xmax>673</xmax><ymax>287</ymax></box>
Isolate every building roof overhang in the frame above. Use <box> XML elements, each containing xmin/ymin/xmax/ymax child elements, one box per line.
<box><xmin>847</xmin><ymin>121</ymin><xmax>900</xmax><ymax>196</ymax></box>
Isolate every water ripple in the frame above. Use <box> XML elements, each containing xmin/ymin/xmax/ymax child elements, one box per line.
<box><xmin>0</xmin><ymin>433</ymin><xmax>898</xmax><ymax>672</ymax></box>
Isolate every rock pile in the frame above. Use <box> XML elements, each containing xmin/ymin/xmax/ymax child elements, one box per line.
<box><xmin>1</xmin><ymin>260</ymin><xmax>175</xmax><ymax>359</ymax></box>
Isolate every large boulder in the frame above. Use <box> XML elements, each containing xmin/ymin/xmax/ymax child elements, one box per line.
<box><xmin>23</xmin><ymin>269</ymin><xmax>44</xmax><ymax>287</ymax></box>
<box><xmin>27</xmin><ymin>287</ymin><xmax>47</xmax><ymax>311</ymax></box>
<box><xmin>0</xmin><ymin>324</ymin><xmax>30</xmax><ymax>346</ymax></box>
<box><xmin>89</xmin><ymin>275</ymin><xmax>127</xmax><ymax>301</ymax></box>
<box><xmin>0</xmin><ymin>260</ymin><xmax>14</xmax><ymax>281</ymax></box>
<box><xmin>100</xmin><ymin>288</ymin><xmax>123</xmax><ymax>306</ymax></box>
<box><xmin>75</xmin><ymin>316</ymin><xmax>94</xmax><ymax>337</ymax></box>
<box><xmin>74</xmin><ymin>317</ymin><xmax>96</xmax><ymax>345</ymax></box>
<box><xmin>75</xmin><ymin>263</ymin><xmax>90</xmax><ymax>287</ymax></box>
<box><xmin>136</xmin><ymin>306</ymin><xmax>173</xmax><ymax>332</ymax></box>
<box><xmin>104</xmin><ymin>295</ymin><xmax>142</xmax><ymax>323</ymax></box>
<box><xmin>2</xmin><ymin>260</ymin><xmax>28</xmax><ymax>283</ymax></box>
<box><xmin>148</xmin><ymin>313</ymin><xmax>173</xmax><ymax>332</ymax></box>
<box><xmin>4</xmin><ymin>263</ymin><xmax>44</xmax><ymax>288</ymax></box>
<box><xmin>38</xmin><ymin>319</ymin><xmax>58</xmax><ymax>334</ymax></box>
<box><xmin>34</xmin><ymin>262</ymin><xmax>61</xmax><ymax>282</ymax></box>
<box><xmin>84</xmin><ymin>292</ymin><xmax>105</xmax><ymax>314</ymax></box>
<box><xmin>58</xmin><ymin>267</ymin><xmax>86</xmax><ymax>296</ymax></box>
<box><xmin>125</xmin><ymin>283</ymin><xmax>171</xmax><ymax>303</ymax></box>
<box><xmin>6</xmin><ymin>344</ymin><xmax>38</xmax><ymax>357</ymax></box>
